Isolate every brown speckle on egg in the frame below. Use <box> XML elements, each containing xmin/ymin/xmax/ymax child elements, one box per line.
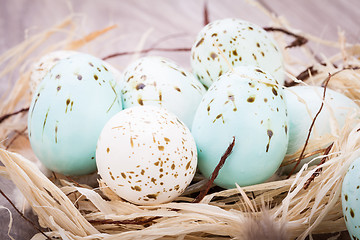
<box><xmin>350</xmin><ymin>208</ymin><xmax>355</xmax><ymax>218</ymax></box>
<box><xmin>247</xmin><ymin>96</ymin><xmax>255</xmax><ymax>103</ymax></box>
<box><xmin>136</xmin><ymin>83</ymin><xmax>146</xmax><ymax>90</ymax></box>
<box><xmin>195</xmin><ymin>37</ymin><xmax>204</xmax><ymax>47</ymax></box>
<box><xmin>272</xmin><ymin>87</ymin><xmax>278</xmax><ymax>96</ymax></box>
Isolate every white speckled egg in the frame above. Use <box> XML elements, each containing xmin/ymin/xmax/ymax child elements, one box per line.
<box><xmin>281</xmin><ymin>86</ymin><xmax>360</xmax><ymax>174</ymax></box>
<box><xmin>28</xmin><ymin>53</ymin><xmax>123</xmax><ymax>175</ymax></box>
<box><xmin>191</xmin><ymin>18</ymin><xmax>284</xmax><ymax>88</ymax></box>
<box><xmin>96</xmin><ymin>106</ymin><xmax>197</xmax><ymax>205</ymax></box>
<box><xmin>342</xmin><ymin>157</ymin><xmax>360</xmax><ymax>239</ymax></box>
<box><xmin>191</xmin><ymin>65</ymin><xmax>288</xmax><ymax>189</ymax></box>
<box><xmin>30</xmin><ymin>50</ymin><xmax>122</xmax><ymax>95</ymax></box>
<box><xmin>121</xmin><ymin>56</ymin><xmax>206</xmax><ymax>127</ymax></box>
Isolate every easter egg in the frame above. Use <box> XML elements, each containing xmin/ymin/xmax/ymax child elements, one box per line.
<box><xmin>191</xmin><ymin>18</ymin><xmax>284</xmax><ymax>88</ymax></box>
<box><xmin>96</xmin><ymin>106</ymin><xmax>197</xmax><ymax>205</ymax></box>
<box><xmin>191</xmin><ymin>65</ymin><xmax>288</xmax><ymax>189</ymax></box>
<box><xmin>28</xmin><ymin>53</ymin><xmax>123</xmax><ymax>175</ymax></box>
<box><xmin>280</xmin><ymin>86</ymin><xmax>360</xmax><ymax>174</ymax></box>
<box><xmin>121</xmin><ymin>56</ymin><xmax>206</xmax><ymax>127</ymax></box>
<box><xmin>342</xmin><ymin>157</ymin><xmax>360</xmax><ymax>239</ymax></box>
<box><xmin>29</xmin><ymin>50</ymin><xmax>122</xmax><ymax>95</ymax></box>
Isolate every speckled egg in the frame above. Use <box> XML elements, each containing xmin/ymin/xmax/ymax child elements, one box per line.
<box><xmin>280</xmin><ymin>86</ymin><xmax>360</xmax><ymax>174</ymax></box>
<box><xmin>121</xmin><ymin>56</ymin><xmax>206</xmax><ymax>127</ymax></box>
<box><xmin>342</xmin><ymin>157</ymin><xmax>360</xmax><ymax>239</ymax></box>
<box><xmin>30</xmin><ymin>50</ymin><xmax>122</xmax><ymax>95</ymax></box>
<box><xmin>30</xmin><ymin>50</ymin><xmax>77</xmax><ymax>94</ymax></box>
<box><xmin>28</xmin><ymin>53</ymin><xmax>123</xmax><ymax>175</ymax></box>
<box><xmin>96</xmin><ymin>106</ymin><xmax>197</xmax><ymax>205</ymax></box>
<box><xmin>191</xmin><ymin>18</ymin><xmax>284</xmax><ymax>88</ymax></box>
<box><xmin>192</xmin><ymin>65</ymin><xmax>288</xmax><ymax>189</ymax></box>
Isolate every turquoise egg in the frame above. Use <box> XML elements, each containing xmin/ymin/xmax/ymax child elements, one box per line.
<box><xmin>28</xmin><ymin>53</ymin><xmax>123</xmax><ymax>175</ymax></box>
<box><xmin>342</xmin><ymin>157</ymin><xmax>360</xmax><ymax>239</ymax></box>
<box><xmin>191</xmin><ymin>65</ymin><xmax>288</xmax><ymax>189</ymax></box>
<box><xmin>280</xmin><ymin>86</ymin><xmax>359</xmax><ymax>174</ymax></box>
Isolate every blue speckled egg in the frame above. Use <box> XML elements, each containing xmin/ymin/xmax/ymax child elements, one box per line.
<box><xmin>28</xmin><ymin>53</ymin><xmax>123</xmax><ymax>175</ymax></box>
<box><xmin>280</xmin><ymin>86</ymin><xmax>360</xmax><ymax>174</ymax></box>
<box><xmin>191</xmin><ymin>65</ymin><xmax>288</xmax><ymax>189</ymax></box>
<box><xmin>191</xmin><ymin>18</ymin><xmax>284</xmax><ymax>88</ymax></box>
<box><xmin>342</xmin><ymin>157</ymin><xmax>360</xmax><ymax>239</ymax></box>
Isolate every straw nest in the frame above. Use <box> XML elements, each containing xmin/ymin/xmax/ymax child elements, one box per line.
<box><xmin>1</xmin><ymin>3</ymin><xmax>360</xmax><ymax>240</ymax></box>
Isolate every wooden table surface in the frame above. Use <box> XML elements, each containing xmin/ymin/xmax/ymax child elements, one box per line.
<box><xmin>1</xmin><ymin>0</ymin><xmax>359</xmax><ymax>239</ymax></box>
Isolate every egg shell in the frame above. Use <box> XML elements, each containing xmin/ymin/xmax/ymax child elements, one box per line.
<box><xmin>191</xmin><ymin>18</ymin><xmax>284</xmax><ymax>88</ymax></box>
<box><xmin>96</xmin><ymin>106</ymin><xmax>197</xmax><ymax>205</ymax></box>
<box><xmin>191</xmin><ymin>65</ymin><xmax>288</xmax><ymax>189</ymax></box>
<box><xmin>121</xmin><ymin>56</ymin><xmax>206</xmax><ymax>127</ymax></box>
<box><xmin>28</xmin><ymin>53</ymin><xmax>123</xmax><ymax>175</ymax></box>
<box><xmin>281</xmin><ymin>86</ymin><xmax>360</xmax><ymax>174</ymax></box>
<box><xmin>342</xmin><ymin>157</ymin><xmax>360</xmax><ymax>239</ymax></box>
<box><xmin>30</xmin><ymin>50</ymin><xmax>122</xmax><ymax>95</ymax></box>
<box><xmin>30</xmin><ymin>50</ymin><xmax>78</xmax><ymax>94</ymax></box>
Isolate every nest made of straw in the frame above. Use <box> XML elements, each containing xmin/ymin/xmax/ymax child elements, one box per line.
<box><xmin>1</xmin><ymin>2</ymin><xmax>360</xmax><ymax>240</ymax></box>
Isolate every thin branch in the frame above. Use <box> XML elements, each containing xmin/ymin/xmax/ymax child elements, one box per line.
<box><xmin>193</xmin><ymin>136</ymin><xmax>236</xmax><ymax>203</ymax></box>
<box><xmin>263</xmin><ymin>27</ymin><xmax>308</xmax><ymax>48</ymax></box>
<box><xmin>303</xmin><ymin>142</ymin><xmax>334</xmax><ymax>190</ymax></box>
<box><xmin>257</xmin><ymin>0</ymin><xmax>279</xmax><ymax>17</ymax></box>
<box><xmin>0</xmin><ymin>189</ymin><xmax>51</xmax><ymax>240</ymax></box>
<box><xmin>88</xmin><ymin>216</ymin><xmax>160</xmax><ymax>226</ymax></box>
<box><xmin>102</xmin><ymin>47</ymin><xmax>191</xmax><ymax>61</ymax></box>
<box><xmin>280</xmin><ymin>148</ymin><xmax>327</xmax><ymax>167</ymax></box>
<box><xmin>5</xmin><ymin>127</ymin><xmax>27</xmax><ymax>150</ymax></box>
<box><xmin>0</xmin><ymin>107</ymin><xmax>29</xmax><ymax>124</ymax></box>
<box><xmin>287</xmin><ymin>73</ymin><xmax>332</xmax><ymax>178</ymax></box>
<box><xmin>293</xmin><ymin>66</ymin><xmax>319</xmax><ymax>83</ymax></box>
<box><xmin>203</xmin><ymin>0</ymin><xmax>210</xmax><ymax>26</ymax></box>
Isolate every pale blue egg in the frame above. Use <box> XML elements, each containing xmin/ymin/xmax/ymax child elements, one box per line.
<box><xmin>191</xmin><ymin>65</ymin><xmax>288</xmax><ymax>189</ymax></box>
<box><xmin>280</xmin><ymin>86</ymin><xmax>359</xmax><ymax>174</ymax></box>
<box><xmin>342</xmin><ymin>157</ymin><xmax>360</xmax><ymax>239</ymax></box>
<box><xmin>28</xmin><ymin>53</ymin><xmax>123</xmax><ymax>175</ymax></box>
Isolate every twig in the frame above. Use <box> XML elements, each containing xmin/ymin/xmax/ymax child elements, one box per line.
<box><xmin>65</xmin><ymin>176</ymin><xmax>82</xmax><ymax>187</ymax></box>
<box><xmin>293</xmin><ymin>66</ymin><xmax>319</xmax><ymax>83</ymax></box>
<box><xmin>5</xmin><ymin>127</ymin><xmax>27</xmax><ymax>150</ymax></box>
<box><xmin>303</xmin><ymin>142</ymin><xmax>334</xmax><ymax>190</ymax></box>
<box><xmin>287</xmin><ymin>73</ymin><xmax>332</xmax><ymax>178</ymax></box>
<box><xmin>88</xmin><ymin>216</ymin><xmax>160</xmax><ymax>225</ymax></box>
<box><xmin>263</xmin><ymin>27</ymin><xmax>308</xmax><ymax>48</ymax></box>
<box><xmin>0</xmin><ymin>107</ymin><xmax>29</xmax><ymax>124</ymax></box>
<box><xmin>203</xmin><ymin>0</ymin><xmax>210</xmax><ymax>26</ymax></box>
<box><xmin>330</xmin><ymin>66</ymin><xmax>360</xmax><ymax>79</ymax></box>
<box><xmin>257</xmin><ymin>0</ymin><xmax>279</xmax><ymax>17</ymax></box>
<box><xmin>280</xmin><ymin>148</ymin><xmax>327</xmax><ymax>167</ymax></box>
<box><xmin>193</xmin><ymin>136</ymin><xmax>236</xmax><ymax>203</ymax></box>
<box><xmin>0</xmin><ymin>189</ymin><xmax>51</xmax><ymax>240</ymax></box>
<box><xmin>102</xmin><ymin>47</ymin><xmax>191</xmax><ymax>61</ymax></box>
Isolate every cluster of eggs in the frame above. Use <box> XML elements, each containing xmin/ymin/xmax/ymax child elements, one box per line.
<box><xmin>28</xmin><ymin>17</ymin><xmax>359</xmax><ymax>223</ymax></box>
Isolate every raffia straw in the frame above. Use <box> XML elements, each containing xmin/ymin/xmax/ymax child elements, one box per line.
<box><xmin>1</xmin><ymin>2</ymin><xmax>360</xmax><ymax>239</ymax></box>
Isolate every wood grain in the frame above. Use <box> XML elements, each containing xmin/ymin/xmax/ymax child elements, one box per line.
<box><xmin>1</xmin><ymin>0</ymin><xmax>359</xmax><ymax>239</ymax></box>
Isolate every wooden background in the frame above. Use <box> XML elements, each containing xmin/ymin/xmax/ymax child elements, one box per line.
<box><xmin>1</xmin><ymin>0</ymin><xmax>360</xmax><ymax>239</ymax></box>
